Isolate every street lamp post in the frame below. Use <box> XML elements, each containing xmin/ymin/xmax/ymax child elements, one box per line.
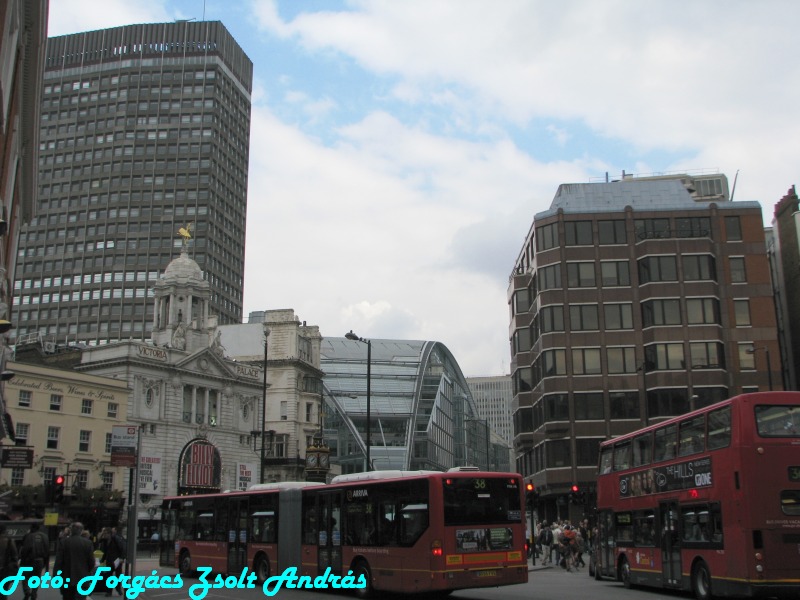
<box><xmin>345</xmin><ymin>330</ymin><xmax>371</xmax><ymax>471</ymax></box>
<box><xmin>260</xmin><ymin>326</ymin><xmax>270</xmax><ymax>484</ymax></box>
<box><xmin>746</xmin><ymin>345</ymin><xmax>773</xmax><ymax>391</ymax></box>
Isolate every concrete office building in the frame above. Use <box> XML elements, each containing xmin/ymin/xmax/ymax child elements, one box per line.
<box><xmin>467</xmin><ymin>375</ymin><xmax>514</xmax><ymax>470</ymax></box>
<box><xmin>508</xmin><ymin>172</ymin><xmax>780</xmax><ymax>522</ymax></box>
<box><xmin>13</xmin><ymin>21</ymin><xmax>252</xmax><ymax>346</ymax></box>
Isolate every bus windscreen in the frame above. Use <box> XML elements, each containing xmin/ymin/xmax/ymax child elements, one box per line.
<box><xmin>442</xmin><ymin>477</ymin><xmax>522</xmax><ymax>526</ymax></box>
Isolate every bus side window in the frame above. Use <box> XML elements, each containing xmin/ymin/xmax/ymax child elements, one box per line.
<box><xmin>707</xmin><ymin>406</ymin><xmax>731</xmax><ymax>450</ymax></box>
<box><xmin>654</xmin><ymin>424</ymin><xmax>677</xmax><ymax>462</ymax></box>
<box><xmin>302</xmin><ymin>500</ymin><xmax>317</xmax><ymax>544</ymax></box>
<box><xmin>613</xmin><ymin>441</ymin><xmax>631</xmax><ymax>471</ymax></box>
<box><xmin>632</xmin><ymin>433</ymin><xmax>652</xmax><ymax>467</ymax></box>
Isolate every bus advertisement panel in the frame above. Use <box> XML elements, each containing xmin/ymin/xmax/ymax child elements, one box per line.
<box><xmin>160</xmin><ymin>469</ymin><xmax>528</xmax><ymax>596</ymax></box>
<box><xmin>593</xmin><ymin>391</ymin><xmax>799</xmax><ymax>600</ymax></box>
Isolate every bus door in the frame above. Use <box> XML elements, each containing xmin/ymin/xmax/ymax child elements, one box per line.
<box><xmin>227</xmin><ymin>497</ymin><xmax>248</xmax><ymax>575</ymax></box>
<box><xmin>595</xmin><ymin>510</ymin><xmax>615</xmax><ymax>578</ymax></box>
<box><xmin>317</xmin><ymin>491</ymin><xmax>342</xmax><ymax>576</ymax></box>
<box><xmin>159</xmin><ymin>504</ymin><xmax>176</xmax><ymax>568</ymax></box>
<box><xmin>659</xmin><ymin>501</ymin><xmax>681</xmax><ymax>587</ymax></box>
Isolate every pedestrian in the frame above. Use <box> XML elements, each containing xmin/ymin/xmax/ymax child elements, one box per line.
<box><xmin>20</xmin><ymin>523</ymin><xmax>50</xmax><ymax>600</ymax></box>
<box><xmin>53</xmin><ymin>522</ymin><xmax>96</xmax><ymax>600</ymax></box>
<box><xmin>0</xmin><ymin>524</ymin><xmax>19</xmax><ymax>578</ymax></box>
<box><xmin>101</xmin><ymin>528</ymin><xmax>126</xmax><ymax>596</ymax></box>
<box><xmin>537</xmin><ymin>521</ymin><xmax>552</xmax><ymax>566</ymax></box>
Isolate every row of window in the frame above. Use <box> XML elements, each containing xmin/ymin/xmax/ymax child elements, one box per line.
<box><xmin>536</xmin><ymin>216</ymin><xmax>742</xmax><ymax>251</ymax></box>
<box><xmin>16</xmin><ymin>422</ymin><xmax>111</xmax><ymax>453</ymax></box>
<box><xmin>606</xmin><ymin>504</ymin><xmax>723</xmax><ymax>548</ymax></box>
<box><xmin>7</xmin><ymin>464</ymin><xmax>115</xmax><ymax>490</ymax></box>
<box><xmin>17</xmin><ymin>390</ymin><xmax>118</xmax><ymax>417</ymax></box>
<box><xmin>43</xmin><ymin>69</ymin><xmax>218</xmax><ymax>95</ymax></box>
<box><xmin>599</xmin><ymin>404</ymin><xmax>732</xmax><ymax>472</ymax></box>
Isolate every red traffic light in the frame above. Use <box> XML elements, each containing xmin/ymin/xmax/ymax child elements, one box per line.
<box><xmin>525</xmin><ymin>483</ymin><xmax>534</xmax><ymax>492</ymax></box>
<box><xmin>571</xmin><ymin>484</ymin><xmax>579</xmax><ymax>492</ymax></box>
<box><xmin>54</xmin><ymin>475</ymin><xmax>65</xmax><ymax>485</ymax></box>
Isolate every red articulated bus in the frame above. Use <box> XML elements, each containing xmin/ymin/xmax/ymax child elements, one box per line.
<box><xmin>159</xmin><ymin>468</ymin><xmax>528</xmax><ymax>596</ymax></box>
<box><xmin>593</xmin><ymin>391</ymin><xmax>800</xmax><ymax>599</ymax></box>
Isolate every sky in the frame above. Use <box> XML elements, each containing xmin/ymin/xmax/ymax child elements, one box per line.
<box><xmin>48</xmin><ymin>0</ymin><xmax>800</xmax><ymax>377</ymax></box>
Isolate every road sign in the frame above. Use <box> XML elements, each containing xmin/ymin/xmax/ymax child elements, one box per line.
<box><xmin>0</xmin><ymin>447</ymin><xmax>33</xmax><ymax>468</ymax></box>
<box><xmin>110</xmin><ymin>425</ymin><xmax>139</xmax><ymax>467</ymax></box>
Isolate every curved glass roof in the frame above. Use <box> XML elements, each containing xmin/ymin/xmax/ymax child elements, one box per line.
<box><xmin>321</xmin><ymin>337</ymin><xmax>486</xmax><ymax>474</ymax></box>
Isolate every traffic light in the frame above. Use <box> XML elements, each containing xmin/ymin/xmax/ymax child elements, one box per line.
<box><xmin>569</xmin><ymin>484</ymin><xmax>579</xmax><ymax>504</ymax></box>
<box><xmin>53</xmin><ymin>474</ymin><xmax>65</xmax><ymax>503</ymax></box>
<box><xmin>525</xmin><ymin>482</ymin><xmax>535</xmax><ymax>509</ymax></box>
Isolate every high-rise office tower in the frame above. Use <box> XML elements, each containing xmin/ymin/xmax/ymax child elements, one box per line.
<box><xmin>14</xmin><ymin>21</ymin><xmax>252</xmax><ymax>346</ymax></box>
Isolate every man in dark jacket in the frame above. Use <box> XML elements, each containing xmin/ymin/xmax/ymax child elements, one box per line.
<box><xmin>53</xmin><ymin>522</ymin><xmax>95</xmax><ymax>600</ymax></box>
<box><xmin>20</xmin><ymin>523</ymin><xmax>49</xmax><ymax>600</ymax></box>
<box><xmin>100</xmin><ymin>528</ymin><xmax>125</xmax><ymax>596</ymax></box>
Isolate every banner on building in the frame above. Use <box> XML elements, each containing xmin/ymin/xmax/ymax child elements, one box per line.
<box><xmin>139</xmin><ymin>455</ymin><xmax>162</xmax><ymax>494</ymax></box>
<box><xmin>237</xmin><ymin>462</ymin><xmax>257</xmax><ymax>490</ymax></box>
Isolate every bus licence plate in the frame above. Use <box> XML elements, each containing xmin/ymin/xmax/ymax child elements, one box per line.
<box><xmin>476</xmin><ymin>570</ymin><xmax>497</xmax><ymax>577</ymax></box>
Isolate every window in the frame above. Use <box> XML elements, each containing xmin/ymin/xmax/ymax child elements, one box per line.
<box><xmin>567</xmin><ymin>262</ymin><xmax>596</xmax><ymax>287</ymax></box>
<box><xmin>577</xmin><ymin>438</ymin><xmax>602</xmax><ymax>466</ymax></box>
<box><xmin>645</xmin><ymin>343</ymin><xmax>685</xmax><ymax>370</ymax></box>
<box><xmin>634</xmin><ymin>510</ymin><xmax>656</xmax><ymax>546</ymax></box>
<box><xmin>539</xmin><ymin>305</ymin><xmax>564</xmax><ymax>333</ymax></box>
<box><xmin>10</xmin><ymin>467</ymin><xmax>24</xmax><ymax>486</ymax></box>
<box><xmin>15</xmin><ymin>423</ymin><xmax>29</xmax><ymax>446</ymax></box>
<box><xmin>570</xmin><ymin>305</ymin><xmax>599</xmax><ymax>330</ymax></box>
<box><xmin>729</xmin><ymin>257</ymin><xmax>746</xmax><ymax>283</ymax></box>
<box><xmin>539</xmin><ymin>264</ymin><xmax>561</xmax><ymax>290</ymax></box>
<box><xmin>734</xmin><ymin>299</ymin><xmax>751</xmax><ymax>326</ymax></box>
<box><xmin>107</xmin><ymin>402</ymin><xmax>118</xmax><ymax>418</ymax></box>
<box><xmin>613</xmin><ymin>441</ymin><xmax>631</xmax><ymax>471</ymax></box>
<box><xmin>648</xmin><ymin>389</ymin><xmax>690</xmax><ymax>420</ymax></box>
<box><xmin>514</xmin><ymin>327</ymin><xmax>532</xmax><ymax>353</ymax></box>
<box><xmin>683</xmin><ymin>255</ymin><xmax>716</xmax><ymax>281</ymax></box>
<box><xmin>675</xmin><ymin>217</ymin><xmax>711</xmax><ymax>238</ymax></box>
<box><xmin>707</xmin><ymin>405</ymin><xmax>731</xmax><ymax>449</ymax></box>
<box><xmin>542</xmin><ymin>349</ymin><xmax>566</xmax><ymax>377</ymax></box>
<box><xmin>607</xmin><ymin>347</ymin><xmax>636</xmax><ymax>374</ymax></box>
<box><xmin>598</xmin><ymin>220</ymin><xmax>626</xmax><ymax>244</ymax></box>
<box><xmin>572</xmin><ymin>348</ymin><xmax>602</xmax><ymax>375</ymax></box>
<box><xmin>18</xmin><ymin>391</ymin><xmax>31</xmax><ymax>408</ymax></box>
<box><xmin>725</xmin><ymin>216</ymin><xmax>742</xmax><ymax>241</ymax></box>
<box><xmin>101</xmin><ymin>471</ymin><xmax>114</xmax><ymax>491</ymax></box>
<box><xmin>574</xmin><ymin>392</ymin><xmax>604</xmax><ymax>420</ymax></box>
<box><xmin>79</xmin><ymin>430</ymin><xmax>91</xmax><ymax>452</ymax></box>
<box><xmin>635</xmin><ymin>218</ymin><xmax>670</xmax><ymax>240</ymax></box>
<box><xmin>105</xmin><ymin>432</ymin><xmax>112</xmax><ymax>454</ymax></box>
<box><xmin>75</xmin><ymin>469</ymin><xmax>88</xmax><ymax>489</ymax></box>
<box><xmin>536</xmin><ymin>223</ymin><xmax>559</xmax><ymax>251</ymax></box>
<box><xmin>642</xmin><ymin>299</ymin><xmax>681</xmax><ymax>326</ymax></box>
<box><xmin>564</xmin><ymin>221</ymin><xmax>593</xmax><ymax>245</ymax></box>
<box><xmin>739</xmin><ymin>344</ymin><xmax>756</xmax><ymax>369</ymax></box>
<box><xmin>50</xmin><ymin>394</ymin><xmax>63</xmax><ymax>411</ymax></box>
<box><xmin>544</xmin><ymin>394</ymin><xmax>569</xmax><ymax>420</ymax></box>
<box><xmin>610</xmin><ymin>391</ymin><xmax>640</xmax><ymax>419</ymax></box>
<box><xmin>81</xmin><ymin>399</ymin><xmax>93</xmax><ymax>415</ymax></box>
<box><xmin>600</xmin><ymin>261</ymin><xmax>630</xmax><ymax>286</ymax></box>
<box><xmin>280</xmin><ymin>401</ymin><xmax>288</xmax><ymax>420</ymax></box>
<box><xmin>654</xmin><ymin>424</ymin><xmax>678</xmax><ymax>462</ymax></box>
<box><xmin>515</xmin><ymin>367</ymin><xmax>532</xmax><ymax>393</ymax></box>
<box><xmin>273</xmin><ymin>434</ymin><xmax>289</xmax><ymax>458</ymax></box>
<box><xmin>682</xmin><ymin>503</ymin><xmax>723</xmax><ymax>545</ymax></box>
<box><xmin>632</xmin><ymin>433</ymin><xmax>652</xmax><ymax>467</ymax></box>
<box><xmin>604</xmin><ymin>303</ymin><xmax>633</xmax><ymax>329</ymax></box>
<box><xmin>545</xmin><ymin>439</ymin><xmax>571</xmax><ymax>468</ymax></box>
<box><xmin>639</xmin><ymin>256</ymin><xmax>678</xmax><ymax>283</ymax></box>
<box><xmin>47</xmin><ymin>426</ymin><xmax>60</xmax><ymax>450</ymax></box>
<box><xmin>686</xmin><ymin>298</ymin><xmax>720</xmax><ymax>325</ymax></box>
<box><xmin>678</xmin><ymin>415</ymin><xmax>705</xmax><ymax>456</ymax></box>
<box><xmin>690</xmin><ymin>342</ymin><xmax>725</xmax><ymax>369</ymax></box>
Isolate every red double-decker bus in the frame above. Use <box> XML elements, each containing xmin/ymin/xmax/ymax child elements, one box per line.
<box><xmin>593</xmin><ymin>391</ymin><xmax>799</xmax><ymax>600</ymax></box>
<box><xmin>159</xmin><ymin>468</ymin><xmax>528</xmax><ymax>596</ymax></box>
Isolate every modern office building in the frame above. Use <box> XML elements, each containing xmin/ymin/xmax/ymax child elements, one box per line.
<box><xmin>0</xmin><ymin>0</ymin><xmax>48</xmax><ymax>440</ymax></box>
<box><xmin>13</xmin><ymin>21</ymin><xmax>252</xmax><ymax>346</ymax></box>
<box><xmin>320</xmin><ymin>337</ymin><xmax>490</xmax><ymax>473</ymax></box>
<box><xmin>508</xmin><ymin>172</ymin><xmax>780</xmax><ymax>522</ymax></box>
<box><xmin>467</xmin><ymin>375</ymin><xmax>514</xmax><ymax>470</ymax></box>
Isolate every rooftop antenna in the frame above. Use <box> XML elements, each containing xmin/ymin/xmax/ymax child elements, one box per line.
<box><xmin>730</xmin><ymin>169</ymin><xmax>740</xmax><ymax>201</ymax></box>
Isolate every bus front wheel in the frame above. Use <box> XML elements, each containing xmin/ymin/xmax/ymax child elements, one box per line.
<box><xmin>692</xmin><ymin>560</ymin><xmax>712</xmax><ymax>600</ymax></box>
<box><xmin>352</xmin><ymin>560</ymin><xmax>373</xmax><ymax>599</ymax></box>
<box><xmin>619</xmin><ymin>557</ymin><xmax>632</xmax><ymax>589</ymax></box>
<box><xmin>254</xmin><ymin>554</ymin><xmax>270</xmax><ymax>585</ymax></box>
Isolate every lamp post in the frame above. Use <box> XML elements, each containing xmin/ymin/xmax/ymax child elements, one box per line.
<box><xmin>345</xmin><ymin>330</ymin><xmax>371</xmax><ymax>471</ymax></box>
<box><xmin>746</xmin><ymin>345</ymin><xmax>773</xmax><ymax>391</ymax></box>
<box><xmin>260</xmin><ymin>326</ymin><xmax>270</xmax><ymax>484</ymax></box>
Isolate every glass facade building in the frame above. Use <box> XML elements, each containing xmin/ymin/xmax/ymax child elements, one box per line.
<box><xmin>321</xmin><ymin>337</ymin><xmax>487</xmax><ymax>473</ymax></box>
<box><xmin>14</xmin><ymin>21</ymin><xmax>252</xmax><ymax>346</ymax></box>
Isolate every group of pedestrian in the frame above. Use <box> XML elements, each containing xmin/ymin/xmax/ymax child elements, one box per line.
<box><xmin>534</xmin><ymin>519</ymin><xmax>590</xmax><ymax>572</ymax></box>
<box><xmin>0</xmin><ymin>521</ymin><xmax>126</xmax><ymax>600</ymax></box>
